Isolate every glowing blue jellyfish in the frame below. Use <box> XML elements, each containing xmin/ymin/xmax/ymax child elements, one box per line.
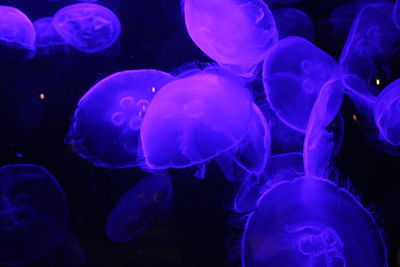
<box><xmin>140</xmin><ymin>67</ymin><xmax>253</xmax><ymax>170</ymax></box>
<box><xmin>374</xmin><ymin>79</ymin><xmax>400</xmax><ymax>146</ymax></box>
<box><xmin>33</xmin><ymin>17</ymin><xmax>69</xmax><ymax>56</ymax></box>
<box><xmin>263</xmin><ymin>36</ymin><xmax>337</xmax><ymax>132</ymax></box>
<box><xmin>304</xmin><ymin>79</ymin><xmax>344</xmax><ymax>177</ymax></box>
<box><xmin>272</xmin><ymin>8</ymin><xmax>314</xmax><ymax>41</ymax></box>
<box><xmin>106</xmin><ymin>175</ymin><xmax>173</xmax><ymax>242</ymax></box>
<box><xmin>0</xmin><ymin>6</ymin><xmax>35</xmax><ymax>53</ymax></box>
<box><xmin>53</xmin><ymin>3</ymin><xmax>121</xmax><ymax>53</ymax></box>
<box><xmin>66</xmin><ymin>69</ymin><xmax>174</xmax><ymax>169</ymax></box>
<box><xmin>234</xmin><ymin>152</ymin><xmax>303</xmax><ymax>213</ymax></box>
<box><xmin>183</xmin><ymin>0</ymin><xmax>278</xmax><ymax>76</ymax></box>
<box><xmin>243</xmin><ymin>176</ymin><xmax>388</xmax><ymax>267</ymax></box>
<box><xmin>0</xmin><ymin>164</ymin><xmax>68</xmax><ymax>265</ymax></box>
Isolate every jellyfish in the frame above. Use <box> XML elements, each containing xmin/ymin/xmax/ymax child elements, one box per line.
<box><xmin>263</xmin><ymin>36</ymin><xmax>338</xmax><ymax>132</ymax></box>
<box><xmin>52</xmin><ymin>3</ymin><xmax>121</xmax><ymax>53</ymax></box>
<box><xmin>234</xmin><ymin>152</ymin><xmax>303</xmax><ymax>213</ymax></box>
<box><xmin>106</xmin><ymin>175</ymin><xmax>173</xmax><ymax>242</ymax></box>
<box><xmin>242</xmin><ymin>176</ymin><xmax>388</xmax><ymax>267</ymax></box>
<box><xmin>0</xmin><ymin>6</ymin><xmax>35</xmax><ymax>56</ymax></box>
<box><xmin>140</xmin><ymin>66</ymin><xmax>253</xmax><ymax>170</ymax></box>
<box><xmin>374</xmin><ymin>79</ymin><xmax>400</xmax><ymax>146</ymax></box>
<box><xmin>0</xmin><ymin>164</ymin><xmax>68</xmax><ymax>265</ymax></box>
<box><xmin>304</xmin><ymin>79</ymin><xmax>344</xmax><ymax>177</ymax></box>
<box><xmin>272</xmin><ymin>8</ymin><xmax>314</xmax><ymax>41</ymax></box>
<box><xmin>33</xmin><ymin>17</ymin><xmax>69</xmax><ymax>56</ymax></box>
<box><xmin>183</xmin><ymin>0</ymin><xmax>278</xmax><ymax>76</ymax></box>
<box><xmin>66</xmin><ymin>69</ymin><xmax>174</xmax><ymax>169</ymax></box>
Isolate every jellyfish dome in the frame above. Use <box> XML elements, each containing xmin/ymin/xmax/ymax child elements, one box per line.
<box><xmin>0</xmin><ymin>164</ymin><xmax>68</xmax><ymax>265</ymax></box>
<box><xmin>33</xmin><ymin>17</ymin><xmax>69</xmax><ymax>56</ymax></box>
<box><xmin>263</xmin><ymin>36</ymin><xmax>337</xmax><ymax>132</ymax></box>
<box><xmin>272</xmin><ymin>8</ymin><xmax>314</xmax><ymax>41</ymax></box>
<box><xmin>0</xmin><ymin>6</ymin><xmax>35</xmax><ymax>51</ymax></box>
<box><xmin>183</xmin><ymin>0</ymin><xmax>278</xmax><ymax>76</ymax></box>
<box><xmin>53</xmin><ymin>3</ymin><xmax>121</xmax><ymax>53</ymax></box>
<box><xmin>374</xmin><ymin>79</ymin><xmax>400</xmax><ymax>146</ymax></box>
<box><xmin>243</xmin><ymin>176</ymin><xmax>388</xmax><ymax>267</ymax></box>
<box><xmin>106</xmin><ymin>175</ymin><xmax>173</xmax><ymax>242</ymax></box>
<box><xmin>66</xmin><ymin>69</ymin><xmax>174</xmax><ymax>169</ymax></box>
<box><xmin>140</xmin><ymin>66</ymin><xmax>253</xmax><ymax>170</ymax></box>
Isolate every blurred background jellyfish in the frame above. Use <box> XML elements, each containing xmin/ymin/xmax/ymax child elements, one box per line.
<box><xmin>304</xmin><ymin>79</ymin><xmax>344</xmax><ymax>178</ymax></box>
<box><xmin>183</xmin><ymin>0</ymin><xmax>278</xmax><ymax>76</ymax></box>
<box><xmin>33</xmin><ymin>17</ymin><xmax>70</xmax><ymax>56</ymax></box>
<box><xmin>0</xmin><ymin>6</ymin><xmax>35</xmax><ymax>57</ymax></box>
<box><xmin>140</xmin><ymin>67</ymin><xmax>253</xmax><ymax>171</ymax></box>
<box><xmin>53</xmin><ymin>3</ymin><xmax>121</xmax><ymax>53</ymax></box>
<box><xmin>374</xmin><ymin>79</ymin><xmax>400</xmax><ymax>146</ymax></box>
<box><xmin>106</xmin><ymin>175</ymin><xmax>173</xmax><ymax>242</ymax></box>
<box><xmin>263</xmin><ymin>36</ymin><xmax>337</xmax><ymax>132</ymax></box>
<box><xmin>0</xmin><ymin>164</ymin><xmax>68</xmax><ymax>265</ymax></box>
<box><xmin>272</xmin><ymin>8</ymin><xmax>314</xmax><ymax>41</ymax></box>
<box><xmin>66</xmin><ymin>69</ymin><xmax>174</xmax><ymax>169</ymax></box>
<box><xmin>234</xmin><ymin>152</ymin><xmax>304</xmax><ymax>213</ymax></box>
<box><xmin>242</xmin><ymin>176</ymin><xmax>388</xmax><ymax>267</ymax></box>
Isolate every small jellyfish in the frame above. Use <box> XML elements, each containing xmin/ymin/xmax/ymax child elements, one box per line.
<box><xmin>53</xmin><ymin>3</ymin><xmax>121</xmax><ymax>53</ymax></box>
<box><xmin>374</xmin><ymin>79</ymin><xmax>400</xmax><ymax>146</ymax></box>
<box><xmin>140</xmin><ymin>67</ymin><xmax>253</xmax><ymax>170</ymax></box>
<box><xmin>263</xmin><ymin>36</ymin><xmax>337</xmax><ymax>132</ymax></box>
<box><xmin>0</xmin><ymin>6</ymin><xmax>35</xmax><ymax>56</ymax></box>
<box><xmin>33</xmin><ymin>17</ymin><xmax>69</xmax><ymax>56</ymax></box>
<box><xmin>106</xmin><ymin>175</ymin><xmax>173</xmax><ymax>242</ymax></box>
<box><xmin>0</xmin><ymin>164</ymin><xmax>68</xmax><ymax>265</ymax></box>
<box><xmin>234</xmin><ymin>152</ymin><xmax>303</xmax><ymax>213</ymax></box>
<box><xmin>183</xmin><ymin>0</ymin><xmax>278</xmax><ymax>76</ymax></box>
<box><xmin>304</xmin><ymin>79</ymin><xmax>344</xmax><ymax>177</ymax></box>
<box><xmin>66</xmin><ymin>69</ymin><xmax>174</xmax><ymax>169</ymax></box>
<box><xmin>272</xmin><ymin>8</ymin><xmax>314</xmax><ymax>41</ymax></box>
<box><xmin>243</xmin><ymin>176</ymin><xmax>388</xmax><ymax>267</ymax></box>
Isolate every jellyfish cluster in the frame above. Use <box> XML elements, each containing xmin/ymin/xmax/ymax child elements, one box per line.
<box><xmin>2</xmin><ymin>0</ymin><xmax>400</xmax><ymax>265</ymax></box>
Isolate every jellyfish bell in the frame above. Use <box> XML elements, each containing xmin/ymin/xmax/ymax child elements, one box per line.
<box><xmin>272</xmin><ymin>8</ymin><xmax>314</xmax><ymax>41</ymax></box>
<box><xmin>183</xmin><ymin>0</ymin><xmax>278</xmax><ymax>77</ymax></box>
<box><xmin>66</xmin><ymin>69</ymin><xmax>174</xmax><ymax>169</ymax></box>
<box><xmin>106</xmin><ymin>175</ymin><xmax>173</xmax><ymax>242</ymax></box>
<box><xmin>242</xmin><ymin>176</ymin><xmax>388</xmax><ymax>267</ymax></box>
<box><xmin>263</xmin><ymin>36</ymin><xmax>338</xmax><ymax>132</ymax></box>
<box><xmin>0</xmin><ymin>164</ymin><xmax>68</xmax><ymax>265</ymax></box>
<box><xmin>33</xmin><ymin>17</ymin><xmax>70</xmax><ymax>56</ymax></box>
<box><xmin>53</xmin><ymin>3</ymin><xmax>121</xmax><ymax>53</ymax></box>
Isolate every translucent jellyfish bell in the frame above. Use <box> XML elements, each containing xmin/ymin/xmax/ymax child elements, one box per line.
<box><xmin>272</xmin><ymin>8</ymin><xmax>314</xmax><ymax>41</ymax></box>
<box><xmin>33</xmin><ymin>17</ymin><xmax>69</xmax><ymax>56</ymax></box>
<box><xmin>183</xmin><ymin>0</ymin><xmax>278</xmax><ymax>76</ymax></box>
<box><xmin>263</xmin><ymin>36</ymin><xmax>337</xmax><ymax>132</ymax></box>
<box><xmin>66</xmin><ymin>69</ymin><xmax>174</xmax><ymax>169</ymax></box>
<box><xmin>0</xmin><ymin>164</ymin><xmax>68</xmax><ymax>265</ymax></box>
<box><xmin>53</xmin><ymin>3</ymin><xmax>121</xmax><ymax>53</ymax></box>
<box><xmin>243</xmin><ymin>176</ymin><xmax>388</xmax><ymax>267</ymax></box>
<box><xmin>374</xmin><ymin>79</ymin><xmax>400</xmax><ymax>146</ymax></box>
<box><xmin>106</xmin><ymin>175</ymin><xmax>173</xmax><ymax>242</ymax></box>
<box><xmin>140</xmin><ymin>67</ymin><xmax>253</xmax><ymax>170</ymax></box>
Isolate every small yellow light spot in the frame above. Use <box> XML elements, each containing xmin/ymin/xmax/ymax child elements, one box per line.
<box><xmin>376</xmin><ymin>78</ymin><xmax>380</xmax><ymax>85</ymax></box>
<box><xmin>39</xmin><ymin>93</ymin><xmax>45</xmax><ymax>100</ymax></box>
<box><xmin>352</xmin><ymin>114</ymin><xmax>358</xmax><ymax>121</ymax></box>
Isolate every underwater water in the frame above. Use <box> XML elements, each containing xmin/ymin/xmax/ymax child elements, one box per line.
<box><xmin>1</xmin><ymin>0</ymin><xmax>400</xmax><ymax>266</ymax></box>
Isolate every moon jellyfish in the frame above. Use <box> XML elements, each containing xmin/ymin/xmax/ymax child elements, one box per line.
<box><xmin>53</xmin><ymin>3</ymin><xmax>121</xmax><ymax>53</ymax></box>
<box><xmin>0</xmin><ymin>6</ymin><xmax>35</xmax><ymax>55</ymax></box>
<box><xmin>0</xmin><ymin>164</ymin><xmax>68</xmax><ymax>265</ymax></box>
<box><xmin>106</xmin><ymin>175</ymin><xmax>173</xmax><ymax>242</ymax></box>
<box><xmin>234</xmin><ymin>152</ymin><xmax>303</xmax><ymax>213</ymax></box>
<box><xmin>272</xmin><ymin>8</ymin><xmax>314</xmax><ymax>41</ymax></box>
<box><xmin>140</xmin><ymin>67</ymin><xmax>253</xmax><ymax>170</ymax></box>
<box><xmin>183</xmin><ymin>0</ymin><xmax>278</xmax><ymax>76</ymax></box>
<box><xmin>304</xmin><ymin>79</ymin><xmax>344</xmax><ymax>178</ymax></box>
<box><xmin>33</xmin><ymin>17</ymin><xmax>69</xmax><ymax>56</ymax></box>
<box><xmin>263</xmin><ymin>36</ymin><xmax>337</xmax><ymax>132</ymax></box>
<box><xmin>66</xmin><ymin>69</ymin><xmax>174</xmax><ymax>169</ymax></box>
<box><xmin>374</xmin><ymin>79</ymin><xmax>400</xmax><ymax>146</ymax></box>
<box><xmin>243</xmin><ymin>176</ymin><xmax>388</xmax><ymax>267</ymax></box>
